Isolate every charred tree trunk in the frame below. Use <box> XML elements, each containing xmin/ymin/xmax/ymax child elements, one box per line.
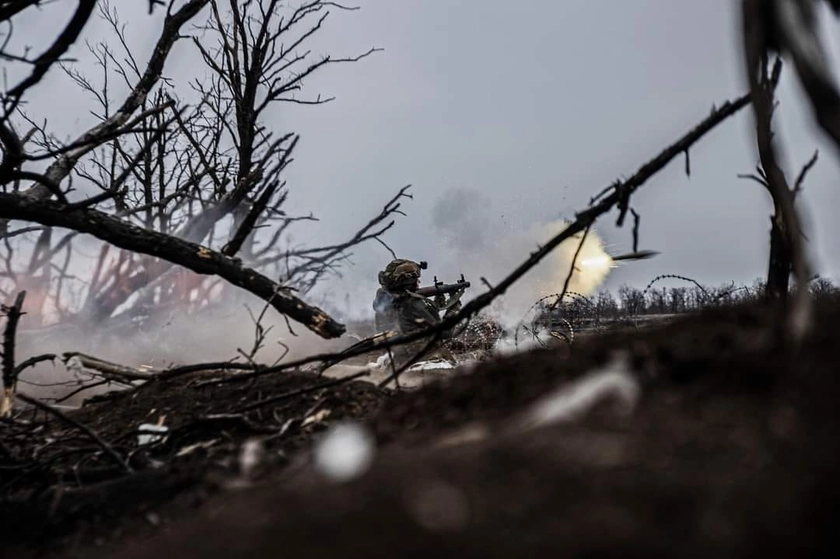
<box><xmin>1</xmin><ymin>291</ymin><xmax>26</xmax><ymax>417</ymax></box>
<box><xmin>765</xmin><ymin>210</ymin><xmax>791</xmax><ymax>302</ymax></box>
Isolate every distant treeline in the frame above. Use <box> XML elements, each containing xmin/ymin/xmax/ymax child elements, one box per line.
<box><xmin>548</xmin><ymin>277</ymin><xmax>839</xmax><ymax>318</ymax></box>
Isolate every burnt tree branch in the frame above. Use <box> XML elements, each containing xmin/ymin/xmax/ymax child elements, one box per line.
<box><xmin>5</xmin><ymin>0</ymin><xmax>98</xmax><ymax>102</ymax></box>
<box><xmin>8</xmin><ymin>0</ymin><xmax>209</xmax><ymax>205</ymax></box>
<box><xmin>0</xmin><ymin>194</ymin><xmax>345</xmax><ymax>337</ymax></box>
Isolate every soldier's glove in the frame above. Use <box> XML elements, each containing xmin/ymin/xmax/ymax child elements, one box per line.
<box><xmin>444</xmin><ymin>288</ymin><xmax>465</xmax><ymax>308</ymax></box>
<box><xmin>443</xmin><ymin>300</ymin><xmax>462</xmax><ymax>318</ymax></box>
<box><xmin>433</xmin><ymin>294</ymin><xmax>447</xmax><ymax>310</ymax></box>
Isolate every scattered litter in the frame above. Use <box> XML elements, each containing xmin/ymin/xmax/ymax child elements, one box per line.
<box><xmin>137</xmin><ymin>423</ymin><xmax>169</xmax><ymax>446</ymax></box>
<box><xmin>302</xmin><ymin>408</ymin><xmax>331</xmax><ymax>427</ymax></box>
<box><xmin>407</xmin><ymin>360</ymin><xmax>455</xmax><ymax>372</ymax></box>
<box><xmin>366</xmin><ymin>353</ymin><xmax>392</xmax><ymax>371</ymax></box>
<box><xmin>519</xmin><ymin>351</ymin><xmax>640</xmax><ymax>430</ymax></box>
<box><xmin>175</xmin><ymin>439</ymin><xmax>218</xmax><ymax>457</ymax></box>
<box><xmin>64</xmin><ymin>355</ymin><xmax>85</xmax><ymax>377</ymax></box>
<box><xmin>312</xmin><ymin>421</ymin><xmax>375</xmax><ymax>483</ymax></box>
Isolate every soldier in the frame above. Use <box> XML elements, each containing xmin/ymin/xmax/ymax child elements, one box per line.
<box><xmin>372</xmin><ymin>258</ymin><xmax>464</xmax><ymax>366</ymax></box>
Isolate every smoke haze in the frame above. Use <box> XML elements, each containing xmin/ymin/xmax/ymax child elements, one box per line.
<box><xmin>430</xmin><ymin>187</ymin><xmax>612</xmax><ymax>328</ymax></box>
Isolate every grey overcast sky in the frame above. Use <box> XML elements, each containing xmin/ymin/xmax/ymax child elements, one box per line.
<box><xmin>12</xmin><ymin>0</ymin><xmax>840</xmax><ymax>316</ymax></box>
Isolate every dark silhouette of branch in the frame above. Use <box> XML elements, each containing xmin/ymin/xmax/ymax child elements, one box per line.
<box><xmin>766</xmin><ymin>0</ymin><xmax>840</xmax><ymax>155</ymax></box>
<box><xmin>14</xmin><ymin>353</ymin><xmax>56</xmax><ymax>375</ymax></box>
<box><xmin>630</xmin><ymin>208</ymin><xmax>641</xmax><ymax>252</ymax></box>
<box><xmin>221</xmin><ymin>178</ymin><xmax>286</xmax><ymax>256</ymax></box>
<box><xmin>5</xmin><ymin>0</ymin><xmax>98</xmax><ymax>102</ymax></box>
<box><xmin>742</xmin><ymin>4</ymin><xmax>813</xmax><ymax>342</ymax></box>
<box><xmin>556</xmin><ymin>225</ymin><xmax>591</xmax><ymax>312</ymax></box>
<box><xmin>7</xmin><ymin>0</ymin><xmax>209</xmax><ymax>206</ymax></box>
<box><xmin>794</xmin><ymin>149</ymin><xmax>819</xmax><ymax>194</ymax></box>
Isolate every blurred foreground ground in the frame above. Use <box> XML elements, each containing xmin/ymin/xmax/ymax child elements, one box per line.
<box><xmin>2</xmin><ymin>299</ymin><xmax>840</xmax><ymax>558</ymax></box>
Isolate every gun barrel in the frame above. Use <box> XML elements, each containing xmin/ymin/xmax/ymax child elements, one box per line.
<box><xmin>414</xmin><ymin>281</ymin><xmax>471</xmax><ymax>297</ymax></box>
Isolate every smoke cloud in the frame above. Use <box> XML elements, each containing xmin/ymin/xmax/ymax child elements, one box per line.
<box><xmin>6</xmin><ymin>186</ymin><xmax>614</xmax><ymax>406</ymax></box>
<box><xmin>430</xmin><ymin>187</ymin><xmax>613</xmax><ymax>328</ymax></box>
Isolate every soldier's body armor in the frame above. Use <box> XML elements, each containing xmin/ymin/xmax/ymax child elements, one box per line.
<box><xmin>373</xmin><ymin>288</ymin><xmax>399</xmax><ymax>333</ymax></box>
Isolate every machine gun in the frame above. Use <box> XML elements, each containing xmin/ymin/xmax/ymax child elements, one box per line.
<box><xmin>413</xmin><ymin>274</ymin><xmax>471</xmax><ymax>298</ymax></box>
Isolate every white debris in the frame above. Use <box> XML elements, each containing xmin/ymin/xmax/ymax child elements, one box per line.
<box><xmin>407</xmin><ymin>359</ymin><xmax>455</xmax><ymax>372</ymax></box>
<box><xmin>175</xmin><ymin>439</ymin><xmax>218</xmax><ymax>458</ymax></box>
<box><xmin>367</xmin><ymin>353</ymin><xmax>392</xmax><ymax>370</ymax></box>
<box><xmin>367</xmin><ymin>355</ymin><xmax>456</xmax><ymax>373</ymax></box>
<box><xmin>64</xmin><ymin>355</ymin><xmax>85</xmax><ymax>376</ymax></box>
<box><xmin>137</xmin><ymin>423</ymin><xmax>169</xmax><ymax>446</ymax></box>
<box><xmin>238</xmin><ymin>438</ymin><xmax>264</xmax><ymax>478</ymax></box>
<box><xmin>313</xmin><ymin>421</ymin><xmax>375</xmax><ymax>483</ymax></box>
<box><xmin>520</xmin><ymin>352</ymin><xmax>640</xmax><ymax>430</ymax></box>
<box><xmin>301</xmin><ymin>408</ymin><xmax>331</xmax><ymax>427</ymax></box>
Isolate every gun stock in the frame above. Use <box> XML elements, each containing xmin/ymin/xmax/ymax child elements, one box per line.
<box><xmin>413</xmin><ymin>281</ymin><xmax>471</xmax><ymax>298</ymax></box>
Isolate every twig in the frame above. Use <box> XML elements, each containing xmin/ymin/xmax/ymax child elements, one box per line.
<box><xmin>794</xmin><ymin>149</ymin><xmax>819</xmax><ymax>194</ymax></box>
<box><xmin>14</xmin><ymin>353</ymin><xmax>56</xmax><ymax>375</ymax></box>
<box><xmin>557</xmin><ymin>225</ymin><xmax>591</xmax><ymax>311</ymax></box>
<box><xmin>630</xmin><ymin>208</ymin><xmax>641</xmax><ymax>253</ymax></box>
<box><xmin>14</xmin><ymin>392</ymin><xmax>133</xmax><ymax>473</ymax></box>
<box><xmin>51</xmin><ymin>379</ymin><xmax>111</xmax><ymax>405</ymax></box>
<box><xmin>234</xmin><ymin>370</ymin><xmax>369</xmax><ymax>413</ymax></box>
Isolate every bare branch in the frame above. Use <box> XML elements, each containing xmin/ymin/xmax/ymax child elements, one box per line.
<box><xmin>5</xmin><ymin>0</ymin><xmax>98</xmax><ymax>103</ymax></box>
<box><xmin>794</xmin><ymin>149</ymin><xmax>819</xmax><ymax>194</ymax></box>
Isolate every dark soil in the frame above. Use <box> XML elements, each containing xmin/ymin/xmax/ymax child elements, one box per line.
<box><xmin>0</xmin><ymin>368</ymin><xmax>386</xmax><ymax>551</ymax></box>
<box><xmin>4</xmin><ymin>299</ymin><xmax>840</xmax><ymax>557</ymax></box>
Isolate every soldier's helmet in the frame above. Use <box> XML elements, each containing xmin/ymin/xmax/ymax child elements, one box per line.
<box><xmin>378</xmin><ymin>258</ymin><xmax>424</xmax><ymax>290</ymax></box>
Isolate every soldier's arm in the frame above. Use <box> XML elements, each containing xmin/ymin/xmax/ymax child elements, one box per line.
<box><xmin>398</xmin><ymin>297</ymin><xmax>441</xmax><ymax>333</ymax></box>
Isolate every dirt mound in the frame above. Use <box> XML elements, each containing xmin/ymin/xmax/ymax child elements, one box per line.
<box><xmin>0</xmin><ymin>369</ymin><xmax>386</xmax><ymax>549</ymax></box>
<box><xmin>4</xmin><ymin>299</ymin><xmax>840</xmax><ymax>557</ymax></box>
